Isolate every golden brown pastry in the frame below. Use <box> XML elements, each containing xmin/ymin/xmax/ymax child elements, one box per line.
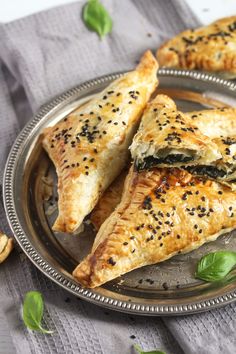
<box><xmin>90</xmin><ymin>107</ymin><xmax>236</xmax><ymax>227</ymax></box>
<box><xmin>73</xmin><ymin>167</ymin><xmax>236</xmax><ymax>288</ymax></box>
<box><xmin>157</xmin><ymin>16</ymin><xmax>236</xmax><ymax>77</ymax></box>
<box><xmin>184</xmin><ymin>108</ymin><xmax>236</xmax><ymax>185</ymax></box>
<box><xmin>42</xmin><ymin>51</ymin><xmax>159</xmax><ymax>233</ymax></box>
<box><xmin>186</xmin><ymin>136</ymin><xmax>236</xmax><ymax>184</ymax></box>
<box><xmin>130</xmin><ymin>94</ymin><xmax>220</xmax><ymax>170</ymax></box>
<box><xmin>90</xmin><ymin>169</ymin><xmax>127</xmax><ymax>230</ymax></box>
<box><xmin>186</xmin><ymin>107</ymin><xmax>236</xmax><ymax>138</ymax></box>
<box><xmin>0</xmin><ymin>233</ymin><xmax>14</xmax><ymax>264</ymax></box>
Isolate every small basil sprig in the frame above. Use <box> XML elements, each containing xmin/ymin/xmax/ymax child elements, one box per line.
<box><xmin>134</xmin><ymin>344</ymin><xmax>166</xmax><ymax>354</ymax></box>
<box><xmin>83</xmin><ymin>0</ymin><xmax>112</xmax><ymax>39</ymax></box>
<box><xmin>195</xmin><ymin>251</ymin><xmax>236</xmax><ymax>282</ymax></box>
<box><xmin>23</xmin><ymin>291</ymin><xmax>53</xmax><ymax>334</ymax></box>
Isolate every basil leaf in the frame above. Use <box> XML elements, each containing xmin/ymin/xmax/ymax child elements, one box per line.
<box><xmin>134</xmin><ymin>344</ymin><xmax>166</xmax><ymax>354</ymax></box>
<box><xmin>23</xmin><ymin>291</ymin><xmax>53</xmax><ymax>334</ymax></box>
<box><xmin>195</xmin><ymin>251</ymin><xmax>236</xmax><ymax>282</ymax></box>
<box><xmin>83</xmin><ymin>0</ymin><xmax>112</xmax><ymax>38</ymax></box>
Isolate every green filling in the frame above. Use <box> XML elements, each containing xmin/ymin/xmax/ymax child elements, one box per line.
<box><xmin>135</xmin><ymin>154</ymin><xmax>194</xmax><ymax>171</ymax></box>
<box><xmin>185</xmin><ymin>165</ymin><xmax>226</xmax><ymax>179</ymax></box>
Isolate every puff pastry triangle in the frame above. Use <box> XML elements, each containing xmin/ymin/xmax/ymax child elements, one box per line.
<box><xmin>130</xmin><ymin>94</ymin><xmax>220</xmax><ymax>170</ymax></box>
<box><xmin>157</xmin><ymin>16</ymin><xmax>236</xmax><ymax>77</ymax></box>
<box><xmin>43</xmin><ymin>51</ymin><xmax>158</xmax><ymax>233</ymax></box>
<box><xmin>73</xmin><ymin>166</ymin><xmax>236</xmax><ymax>287</ymax></box>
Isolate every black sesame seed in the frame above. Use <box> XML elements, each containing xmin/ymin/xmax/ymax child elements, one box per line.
<box><xmin>108</xmin><ymin>257</ymin><xmax>116</xmax><ymax>266</ymax></box>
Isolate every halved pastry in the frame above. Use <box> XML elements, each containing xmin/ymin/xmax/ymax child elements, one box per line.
<box><xmin>186</xmin><ymin>107</ymin><xmax>236</xmax><ymax>138</ymax></box>
<box><xmin>90</xmin><ymin>169</ymin><xmax>127</xmax><ymax>231</ymax></box>
<box><xmin>42</xmin><ymin>51</ymin><xmax>159</xmax><ymax>233</ymax></box>
<box><xmin>186</xmin><ymin>136</ymin><xmax>236</xmax><ymax>185</ymax></box>
<box><xmin>73</xmin><ymin>167</ymin><xmax>236</xmax><ymax>288</ymax></box>
<box><xmin>157</xmin><ymin>16</ymin><xmax>236</xmax><ymax>77</ymax></box>
<box><xmin>130</xmin><ymin>94</ymin><xmax>220</xmax><ymax>171</ymax></box>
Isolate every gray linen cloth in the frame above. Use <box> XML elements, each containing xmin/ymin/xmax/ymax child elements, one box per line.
<box><xmin>0</xmin><ymin>1</ymin><xmax>235</xmax><ymax>353</ymax></box>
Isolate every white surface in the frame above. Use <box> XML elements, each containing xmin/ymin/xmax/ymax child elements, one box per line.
<box><xmin>0</xmin><ymin>0</ymin><xmax>72</xmax><ymax>22</ymax></box>
<box><xmin>187</xmin><ymin>0</ymin><xmax>236</xmax><ymax>24</ymax></box>
<box><xmin>0</xmin><ymin>0</ymin><xmax>236</xmax><ymax>23</ymax></box>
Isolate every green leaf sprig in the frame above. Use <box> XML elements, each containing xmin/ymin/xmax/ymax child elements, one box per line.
<box><xmin>134</xmin><ymin>344</ymin><xmax>166</xmax><ymax>354</ymax></box>
<box><xmin>83</xmin><ymin>0</ymin><xmax>113</xmax><ymax>39</ymax></box>
<box><xmin>195</xmin><ymin>251</ymin><xmax>236</xmax><ymax>282</ymax></box>
<box><xmin>23</xmin><ymin>291</ymin><xmax>53</xmax><ymax>334</ymax></box>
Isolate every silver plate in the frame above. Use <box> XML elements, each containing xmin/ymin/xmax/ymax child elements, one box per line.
<box><xmin>4</xmin><ymin>69</ymin><xmax>236</xmax><ymax>316</ymax></box>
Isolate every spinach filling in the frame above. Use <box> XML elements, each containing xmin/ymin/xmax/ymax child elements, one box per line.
<box><xmin>185</xmin><ymin>165</ymin><xmax>226</xmax><ymax>179</ymax></box>
<box><xmin>135</xmin><ymin>154</ymin><xmax>194</xmax><ymax>171</ymax></box>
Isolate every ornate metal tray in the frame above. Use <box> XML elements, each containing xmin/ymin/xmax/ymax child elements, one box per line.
<box><xmin>4</xmin><ymin>69</ymin><xmax>236</xmax><ymax>316</ymax></box>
